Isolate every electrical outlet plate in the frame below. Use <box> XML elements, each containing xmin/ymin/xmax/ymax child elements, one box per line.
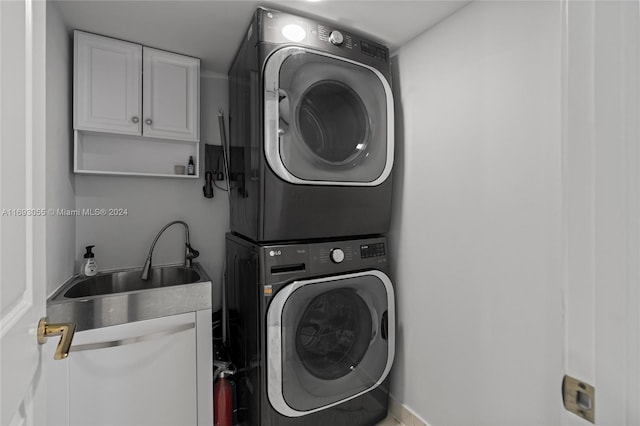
<box><xmin>562</xmin><ymin>375</ymin><xmax>595</xmax><ymax>423</ymax></box>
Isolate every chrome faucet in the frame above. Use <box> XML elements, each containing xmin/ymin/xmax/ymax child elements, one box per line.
<box><xmin>140</xmin><ymin>220</ymin><xmax>199</xmax><ymax>280</ymax></box>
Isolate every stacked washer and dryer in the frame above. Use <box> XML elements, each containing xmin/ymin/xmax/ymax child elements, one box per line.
<box><xmin>224</xmin><ymin>8</ymin><xmax>395</xmax><ymax>426</ymax></box>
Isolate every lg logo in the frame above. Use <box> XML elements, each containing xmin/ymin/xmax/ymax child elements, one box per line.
<box><xmin>269</xmin><ymin>250</ymin><xmax>282</xmax><ymax>257</ymax></box>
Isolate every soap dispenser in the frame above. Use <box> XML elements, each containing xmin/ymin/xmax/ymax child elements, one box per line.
<box><xmin>82</xmin><ymin>245</ymin><xmax>97</xmax><ymax>277</ymax></box>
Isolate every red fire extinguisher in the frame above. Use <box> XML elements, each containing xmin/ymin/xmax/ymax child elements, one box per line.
<box><xmin>214</xmin><ymin>369</ymin><xmax>233</xmax><ymax>426</ymax></box>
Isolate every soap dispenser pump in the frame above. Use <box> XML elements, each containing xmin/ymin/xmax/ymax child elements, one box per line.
<box><xmin>82</xmin><ymin>245</ymin><xmax>97</xmax><ymax>277</ymax></box>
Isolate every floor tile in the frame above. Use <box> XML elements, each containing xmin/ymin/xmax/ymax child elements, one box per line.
<box><xmin>376</xmin><ymin>415</ymin><xmax>404</xmax><ymax>426</ymax></box>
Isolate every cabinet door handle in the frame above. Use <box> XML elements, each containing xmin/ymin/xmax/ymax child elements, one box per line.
<box><xmin>131</xmin><ymin>116</ymin><xmax>139</xmax><ymax>123</ymax></box>
<box><xmin>145</xmin><ymin>118</ymin><xmax>153</xmax><ymax>125</ymax></box>
<box><xmin>37</xmin><ymin>317</ymin><xmax>77</xmax><ymax>360</ymax></box>
<box><xmin>70</xmin><ymin>322</ymin><xmax>194</xmax><ymax>353</ymax></box>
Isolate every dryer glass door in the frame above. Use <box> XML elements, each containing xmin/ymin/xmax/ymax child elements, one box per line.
<box><xmin>266</xmin><ymin>270</ymin><xmax>395</xmax><ymax>417</ymax></box>
<box><xmin>264</xmin><ymin>47</ymin><xmax>393</xmax><ymax>186</ymax></box>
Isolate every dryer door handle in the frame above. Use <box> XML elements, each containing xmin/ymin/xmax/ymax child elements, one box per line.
<box><xmin>381</xmin><ymin>310</ymin><xmax>389</xmax><ymax>340</ymax></box>
<box><xmin>278</xmin><ymin>89</ymin><xmax>291</xmax><ymax>136</ymax></box>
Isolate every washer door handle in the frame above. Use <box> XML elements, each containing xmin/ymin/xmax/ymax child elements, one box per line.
<box><xmin>381</xmin><ymin>310</ymin><xmax>389</xmax><ymax>340</ymax></box>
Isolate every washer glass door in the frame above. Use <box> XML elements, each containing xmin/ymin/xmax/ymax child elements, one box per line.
<box><xmin>266</xmin><ymin>271</ymin><xmax>395</xmax><ymax>416</ymax></box>
<box><xmin>264</xmin><ymin>47</ymin><xmax>393</xmax><ymax>185</ymax></box>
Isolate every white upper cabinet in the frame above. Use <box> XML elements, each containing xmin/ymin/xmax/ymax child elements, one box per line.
<box><xmin>143</xmin><ymin>48</ymin><xmax>200</xmax><ymax>142</ymax></box>
<box><xmin>74</xmin><ymin>31</ymin><xmax>142</xmax><ymax>135</ymax></box>
<box><xmin>73</xmin><ymin>31</ymin><xmax>200</xmax><ymax>143</ymax></box>
<box><xmin>73</xmin><ymin>32</ymin><xmax>201</xmax><ymax>177</ymax></box>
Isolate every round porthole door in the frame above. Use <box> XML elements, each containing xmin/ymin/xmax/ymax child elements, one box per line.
<box><xmin>266</xmin><ymin>270</ymin><xmax>395</xmax><ymax>417</ymax></box>
<box><xmin>296</xmin><ymin>80</ymin><xmax>370</xmax><ymax>167</ymax></box>
<box><xmin>264</xmin><ymin>47</ymin><xmax>394</xmax><ymax>186</ymax></box>
<box><xmin>295</xmin><ymin>288</ymin><xmax>373</xmax><ymax>381</ymax></box>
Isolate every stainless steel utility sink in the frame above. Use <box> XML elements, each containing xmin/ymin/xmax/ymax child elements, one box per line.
<box><xmin>47</xmin><ymin>263</ymin><xmax>211</xmax><ymax>331</ymax></box>
<box><xmin>62</xmin><ymin>266</ymin><xmax>201</xmax><ymax>298</ymax></box>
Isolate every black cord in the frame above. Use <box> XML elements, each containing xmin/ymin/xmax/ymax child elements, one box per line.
<box><xmin>203</xmin><ymin>145</ymin><xmax>236</xmax><ymax>193</ymax></box>
<box><xmin>217</xmin><ymin>152</ymin><xmax>223</xmax><ymax>171</ymax></box>
<box><xmin>214</xmin><ymin>181</ymin><xmax>237</xmax><ymax>191</ymax></box>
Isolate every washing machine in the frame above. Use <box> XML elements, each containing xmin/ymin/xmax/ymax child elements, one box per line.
<box><xmin>225</xmin><ymin>233</ymin><xmax>395</xmax><ymax>426</ymax></box>
<box><xmin>227</xmin><ymin>8</ymin><xmax>394</xmax><ymax>242</ymax></box>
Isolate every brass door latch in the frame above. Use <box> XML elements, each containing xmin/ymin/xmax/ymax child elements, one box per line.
<box><xmin>562</xmin><ymin>375</ymin><xmax>595</xmax><ymax>423</ymax></box>
<box><xmin>37</xmin><ymin>317</ymin><xmax>76</xmax><ymax>360</ymax></box>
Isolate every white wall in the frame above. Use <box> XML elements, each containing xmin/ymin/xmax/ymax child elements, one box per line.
<box><xmin>46</xmin><ymin>1</ymin><xmax>76</xmax><ymax>296</ymax></box>
<box><xmin>390</xmin><ymin>2</ymin><xmax>563</xmax><ymax>424</ymax></box>
<box><xmin>44</xmin><ymin>13</ymin><xmax>228</xmax><ymax>303</ymax></box>
<box><xmin>74</xmin><ymin>75</ymin><xmax>229</xmax><ymax>309</ymax></box>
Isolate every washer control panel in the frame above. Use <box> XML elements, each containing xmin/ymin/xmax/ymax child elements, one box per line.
<box><xmin>262</xmin><ymin>236</ymin><xmax>388</xmax><ymax>283</ymax></box>
<box><xmin>360</xmin><ymin>242</ymin><xmax>386</xmax><ymax>258</ymax></box>
<box><xmin>311</xmin><ymin>237</ymin><xmax>387</xmax><ymax>274</ymax></box>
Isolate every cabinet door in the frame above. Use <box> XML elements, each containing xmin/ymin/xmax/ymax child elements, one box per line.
<box><xmin>74</xmin><ymin>31</ymin><xmax>142</xmax><ymax>135</ymax></box>
<box><xmin>143</xmin><ymin>47</ymin><xmax>200</xmax><ymax>141</ymax></box>
<box><xmin>68</xmin><ymin>313</ymin><xmax>197</xmax><ymax>426</ymax></box>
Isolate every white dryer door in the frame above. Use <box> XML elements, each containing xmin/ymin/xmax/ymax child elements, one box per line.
<box><xmin>266</xmin><ymin>270</ymin><xmax>395</xmax><ymax>417</ymax></box>
<box><xmin>264</xmin><ymin>47</ymin><xmax>394</xmax><ymax>186</ymax></box>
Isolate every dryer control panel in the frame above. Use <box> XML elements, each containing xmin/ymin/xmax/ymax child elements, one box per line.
<box><xmin>261</xmin><ymin>236</ymin><xmax>388</xmax><ymax>284</ymax></box>
<box><xmin>258</xmin><ymin>8</ymin><xmax>390</xmax><ymax>69</ymax></box>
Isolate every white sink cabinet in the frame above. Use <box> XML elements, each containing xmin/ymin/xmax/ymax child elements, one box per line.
<box><xmin>73</xmin><ymin>31</ymin><xmax>200</xmax><ymax>178</ymax></box>
<box><xmin>46</xmin><ymin>310</ymin><xmax>213</xmax><ymax>426</ymax></box>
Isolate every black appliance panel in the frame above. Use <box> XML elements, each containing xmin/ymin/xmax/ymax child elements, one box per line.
<box><xmin>260</xmin><ymin>236</ymin><xmax>388</xmax><ymax>284</ymax></box>
<box><xmin>225</xmin><ymin>233</ymin><xmax>392</xmax><ymax>425</ymax></box>
<box><xmin>227</xmin><ymin>8</ymin><xmax>394</xmax><ymax>242</ymax></box>
<box><xmin>257</xmin><ymin>8</ymin><xmax>390</xmax><ymax>72</ymax></box>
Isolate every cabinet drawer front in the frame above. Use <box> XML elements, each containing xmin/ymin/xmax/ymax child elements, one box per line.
<box><xmin>74</xmin><ymin>31</ymin><xmax>141</xmax><ymax>135</ymax></box>
<box><xmin>143</xmin><ymin>47</ymin><xmax>200</xmax><ymax>142</ymax></box>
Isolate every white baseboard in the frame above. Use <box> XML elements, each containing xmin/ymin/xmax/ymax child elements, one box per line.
<box><xmin>388</xmin><ymin>395</ymin><xmax>430</xmax><ymax>426</ymax></box>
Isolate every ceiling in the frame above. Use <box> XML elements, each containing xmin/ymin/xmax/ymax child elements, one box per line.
<box><xmin>54</xmin><ymin>0</ymin><xmax>471</xmax><ymax>74</ymax></box>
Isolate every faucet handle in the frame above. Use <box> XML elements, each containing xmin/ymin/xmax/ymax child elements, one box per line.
<box><xmin>186</xmin><ymin>243</ymin><xmax>199</xmax><ymax>260</ymax></box>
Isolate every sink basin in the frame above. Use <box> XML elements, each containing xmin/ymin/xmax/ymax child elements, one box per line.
<box><xmin>63</xmin><ymin>266</ymin><xmax>201</xmax><ymax>298</ymax></box>
<box><xmin>47</xmin><ymin>263</ymin><xmax>212</xmax><ymax>332</ymax></box>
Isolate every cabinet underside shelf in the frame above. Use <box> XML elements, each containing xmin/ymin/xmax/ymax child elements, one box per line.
<box><xmin>74</xmin><ymin>130</ymin><xmax>200</xmax><ymax>178</ymax></box>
